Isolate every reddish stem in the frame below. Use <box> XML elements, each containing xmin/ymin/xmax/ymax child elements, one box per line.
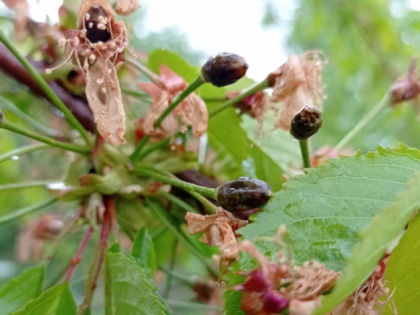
<box><xmin>64</xmin><ymin>226</ymin><xmax>93</xmax><ymax>282</ymax></box>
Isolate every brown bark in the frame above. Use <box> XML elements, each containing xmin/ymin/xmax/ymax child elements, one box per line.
<box><xmin>0</xmin><ymin>42</ymin><xmax>95</xmax><ymax>132</ymax></box>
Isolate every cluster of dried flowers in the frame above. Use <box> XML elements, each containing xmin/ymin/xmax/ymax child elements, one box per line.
<box><xmin>185</xmin><ymin>211</ymin><xmax>394</xmax><ymax>315</ymax></box>
<box><xmin>139</xmin><ymin>65</ymin><xmax>208</xmax><ymax>140</ymax></box>
<box><xmin>234</xmin><ymin>51</ymin><xmax>326</xmax><ymax>137</ymax></box>
<box><xmin>46</xmin><ymin>0</ymin><xmax>139</xmax><ymax>146</ymax></box>
<box><xmin>185</xmin><ymin>208</ymin><xmax>248</xmax><ymax>261</ymax></box>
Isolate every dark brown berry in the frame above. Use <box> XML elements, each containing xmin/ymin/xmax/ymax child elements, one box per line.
<box><xmin>217</xmin><ymin>177</ymin><xmax>272</xmax><ymax>212</ymax></box>
<box><xmin>201</xmin><ymin>52</ymin><xmax>248</xmax><ymax>87</ymax></box>
<box><xmin>290</xmin><ymin>106</ymin><xmax>323</xmax><ymax>140</ymax></box>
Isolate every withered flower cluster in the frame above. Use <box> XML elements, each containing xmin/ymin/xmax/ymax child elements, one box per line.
<box><xmin>231</xmin><ymin>235</ymin><xmax>340</xmax><ymax>315</ymax></box>
<box><xmin>139</xmin><ymin>65</ymin><xmax>208</xmax><ymax>140</ymax></box>
<box><xmin>47</xmin><ymin>0</ymin><xmax>139</xmax><ymax>146</ymax></box>
<box><xmin>185</xmin><ymin>208</ymin><xmax>248</xmax><ymax>261</ymax></box>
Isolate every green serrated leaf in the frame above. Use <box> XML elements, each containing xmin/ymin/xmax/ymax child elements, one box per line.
<box><xmin>313</xmin><ymin>172</ymin><xmax>420</xmax><ymax>314</ymax></box>
<box><xmin>13</xmin><ymin>282</ymin><xmax>77</xmax><ymax>315</ymax></box>
<box><xmin>105</xmin><ymin>252</ymin><xmax>166</xmax><ymax>315</ymax></box>
<box><xmin>132</xmin><ymin>228</ymin><xmax>157</xmax><ymax>277</ymax></box>
<box><xmin>384</xmin><ymin>211</ymin><xmax>420</xmax><ymax>315</ymax></box>
<box><xmin>0</xmin><ymin>266</ymin><xmax>44</xmax><ymax>315</ymax></box>
<box><xmin>239</xmin><ymin>144</ymin><xmax>420</xmax><ymax>271</ymax></box>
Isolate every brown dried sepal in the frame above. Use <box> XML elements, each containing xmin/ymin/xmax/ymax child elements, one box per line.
<box><xmin>390</xmin><ymin>59</ymin><xmax>420</xmax><ymax>106</ymax></box>
<box><xmin>46</xmin><ymin>0</ymin><xmax>130</xmax><ymax>145</ymax></box>
<box><xmin>17</xmin><ymin>214</ymin><xmax>63</xmax><ymax>262</ymax></box>
<box><xmin>268</xmin><ymin>51</ymin><xmax>326</xmax><ymax>131</ymax></box>
<box><xmin>185</xmin><ymin>208</ymin><xmax>248</xmax><ymax>261</ymax></box>
<box><xmin>139</xmin><ymin>64</ymin><xmax>208</xmax><ymax>138</ymax></box>
<box><xmin>116</xmin><ymin>0</ymin><xmax>140</xmax><ymax>16</ymax></box>
<box><xmin>233</xmin><ymin>228</ymin><xmax>340</xmax><ymax>315</ymax></box>
<box><xmin>330</xmin><ymin>253</ymin><xmax>396</xmax><ymax>315</ymax></box>
<box><xmin>86</xmin><ymin>58</ymin><xmax>126</xmax><ymax>145</ymax></box>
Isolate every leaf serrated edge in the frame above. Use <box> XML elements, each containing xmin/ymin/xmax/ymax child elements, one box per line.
<box><xmin>105</xmin><ymin>252</ymin><xmax>166</xmax><ymax>315</ymax></box>
<box><xmin>243</xmin><ymin>145</ymin><xmax>420</xmax><ymax>225</ymax></box>
<box><xmin>313</xmin><ymin>171</ymin><xmax>420</xmax><ymax>314</ymax></box>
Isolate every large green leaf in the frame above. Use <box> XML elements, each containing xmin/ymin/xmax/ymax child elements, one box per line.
<box><xmin>239</xmin><ymin>145</ymin><xmax>420</xmax><ymax>271</ymax></box>
<box><xmin>105</xmin><ymin>251</ymin><xmax>166</xmax><ymax>315</ymax></box>
<box><xmin>0</xmin><ymin>266</ymin><xmax>44</xmax><ymax>315</ymax></box>
<box><xmin>13</xmin><ymin>282</ymin><xmax>77</xmax><ymax>315</ymax></box>
<box><xmin>314</xmin><ymin>172</ymin><xmax>420</xmax><ymax>314</ymax></box>
<box><xmin>384</xmin><ymin>210</ymin><xmax>420</xmax><ymax>315</ymax></box>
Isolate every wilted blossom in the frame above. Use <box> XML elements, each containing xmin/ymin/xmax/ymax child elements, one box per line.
<box><xmin>227</xmin><ymin>90</ymin><xmax>268</xmax><ymax>132</ymax></box>
<box><xmin>139</xmin><ymin>64</ymin><xmax>208</xmax><ymax>139</ymax></box>
<box><xmin>268</xmin><ymin>51</ymin><xmax>326</xmax><ymax>131</ymax></box>
<box><xmin>390</xmin><ymin>59</ymin><xmax>420</xmax><ymax>107</ymax></box>
<box><xmin>47</xmin><ymin>0</ymin><xmax>130</xmax><ymax>146</ymax></box>
<box><xmin>310</xmin><ymin>146</ymin><xmax>353</xmax><ymax>167</ymax></box>
<box><xmin>185</xmin><ymin>208</ymin><xmax>248</xmax><ymax>261</ymax></box>
<box><xmin>330</xmin><ymin>253</ymin><xmax>396</xmax><ymax>315</ymax></box>
<box><xmin>231</xmin><ymin>228</ymin><xmax>340</xmax><ymax>315</ymax></box>
<box><xmin>115</xmin><ymin>0</ymin><xmax>140</xmax><ymax>16</ymax></box>
<box><xmin>17</xmin><ymin>214</ymin><xmax>63</xmax><ymax>262</ymax></box>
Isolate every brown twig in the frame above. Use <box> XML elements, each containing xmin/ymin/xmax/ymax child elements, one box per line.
<box><xmin>64</xmin><ymin>226</ymin><xmax>93</xmax><ymax>282</ymax></box>
<box><xmin>0</xmin><ymin>42</ymin><xmax>95</xmax><ymax>132</ymax></box>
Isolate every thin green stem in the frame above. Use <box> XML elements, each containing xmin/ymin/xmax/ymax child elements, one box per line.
<box><xmin>163</xmin><ymin>239</ymin><xmax>178</xmax><ymax>298</ymax></box>
<box><xmin>0</xmin><ymin>180</ymin><xmax>60</xmax><ymax>192</ymax></box>
<box><xmin>155</xmin><ymin>77</ymin><xmax>205</xmax><ymax>128</ymax></box>
<box><xmin>0</xmin><ymin>196</ymin><xmax>58</xmax><ymax>225</ymax></box>
<box><xmin>158</xmin><ymin>264</ymin><xmax>196</xmax><ymax>287</ymax></box>
<box><xmin>126</xmin><ymin>56</ymin><xmax>159</xmax><ymax>81</ymax></box>
<box><xmin>299</xmin><ymin>140</ymin><xmax>311</xmax><ymax>169</ymax></box>
<box><xmin>161</xmin><ymin>192</ymin><xmax>199</xmax><ymax>214</ymax></box>
<box><xmin>0</xmin><ymin>144</ymin><xmax>50</xmax><ymax>163</ymax></box>
<box><xmin>334</xmin><ymin>93</ymin><xmax>391</xmax><ymax>152</ymax></box>
<box><xmin>209</xmin><ymin>78</ymin><xmax>269</xmax><ymax>117</ymax></box>
<box><xmin>135</xmin><ymin>166</ymin><xmax>217</xmax><ymax>199</ymax></box>
<box><xmin>0</xmin><ymin>120</ymin><xmax>90</xmax><ymax>154</ymax></box>
<box><xmin>130</xmin><ymin>135</ymin><xmax>151</xmax><ymax>161</ymax></box>
<box><xmin>151</xmin><ymin>226</ymin><xmax>167</xmax><ymax>240</ymax></box>
<box><xmin>121</xmin><ymin>88</ymin><xmax>150</xmax><ymax>99</ymax></box>
<box><xmin>146</xmin><ymin>198</ymin><xmax>220</xmax><ymax>278</ymax></box>
<box><xmin>130</xmin><ymin>77</ymin><xmax>205</xmax><ymax>161</ymax></box>
<box><xmin>0</xmin><ymin>28</ymin><xmax>90</xmax><ymax>145</ymax></box>
<box><xmin>135</xmin><ymin>138</ymin><xmax>170</xmax><ymax>161</ymax></box>
<box><xmin>0</xmin><ymin>96</ymin><xmax>61</xmax><ymax>137</ymax></box>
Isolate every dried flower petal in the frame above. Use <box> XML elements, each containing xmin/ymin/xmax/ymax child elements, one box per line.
<box><xmin>232</xmin><ymin>228</ymin><xmax>340</xmax><ymax>315</ymax></box>
<box><xmin>390</xmin><ymin>59</ymin><xmax>420</xmax><ymax>105</ymax></box>
<box><xmin>17</xmin><ymin>215</ymin><xmax>63</xmax><ymax>262</ymax></box>
<box><xmin>185</xmin><ymin>209</ymin><xmax>248</xmax><ymax>260</ymax></box>
<box><xmin>140</xmin><ymin>65</ymin><xmax>208</xmax><ymax>138</ymax></box>
<box><xmin>46</xmin><ymin>0</ymin><xmax>130</xmax><ymax>145</ymax></box>
<box><xmin>269</xmin><ymin>52</ymin><xmax>325</xmax><ymax>131</ymax></box>
<box><xmin>115</xmin><ymin>0</ymin><xmax>140</xmax><ymax>16</ymax></box>
<box><xmin>330</xmin><ymin>253</ymin><xmax>395</xmax><ymax>315</ymax></box>
<box><xmin>86</xmin><ymin>58</ymin><xmax>126</xmax><ymax>145</ymax></box>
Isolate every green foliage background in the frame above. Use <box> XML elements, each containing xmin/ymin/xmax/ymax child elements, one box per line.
<box><xmin>2</xmin><ymin>0</ymin><xmax>420</xmax><ymax>314</ymax></box>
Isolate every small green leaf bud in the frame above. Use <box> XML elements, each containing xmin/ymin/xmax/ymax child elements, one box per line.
<box><xmin>201</xmin><ymin>52</ymin><xmax>248</xmax><ymax>87</ymax></box>
<box><xmin>217</xmin><ymin>176</ymin><xmax>272</xmax><ymax>212</ymax></box>
<box><xmin>290</xmin><ymin>106</ymin><xmax>323</xmax><ymax>140</ymax></box>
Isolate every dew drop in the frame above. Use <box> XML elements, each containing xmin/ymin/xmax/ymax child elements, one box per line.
<box><xmin>11</xmin><ymin>156</ymin><xmax>19</xmax><ymax>160</ymax></box>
